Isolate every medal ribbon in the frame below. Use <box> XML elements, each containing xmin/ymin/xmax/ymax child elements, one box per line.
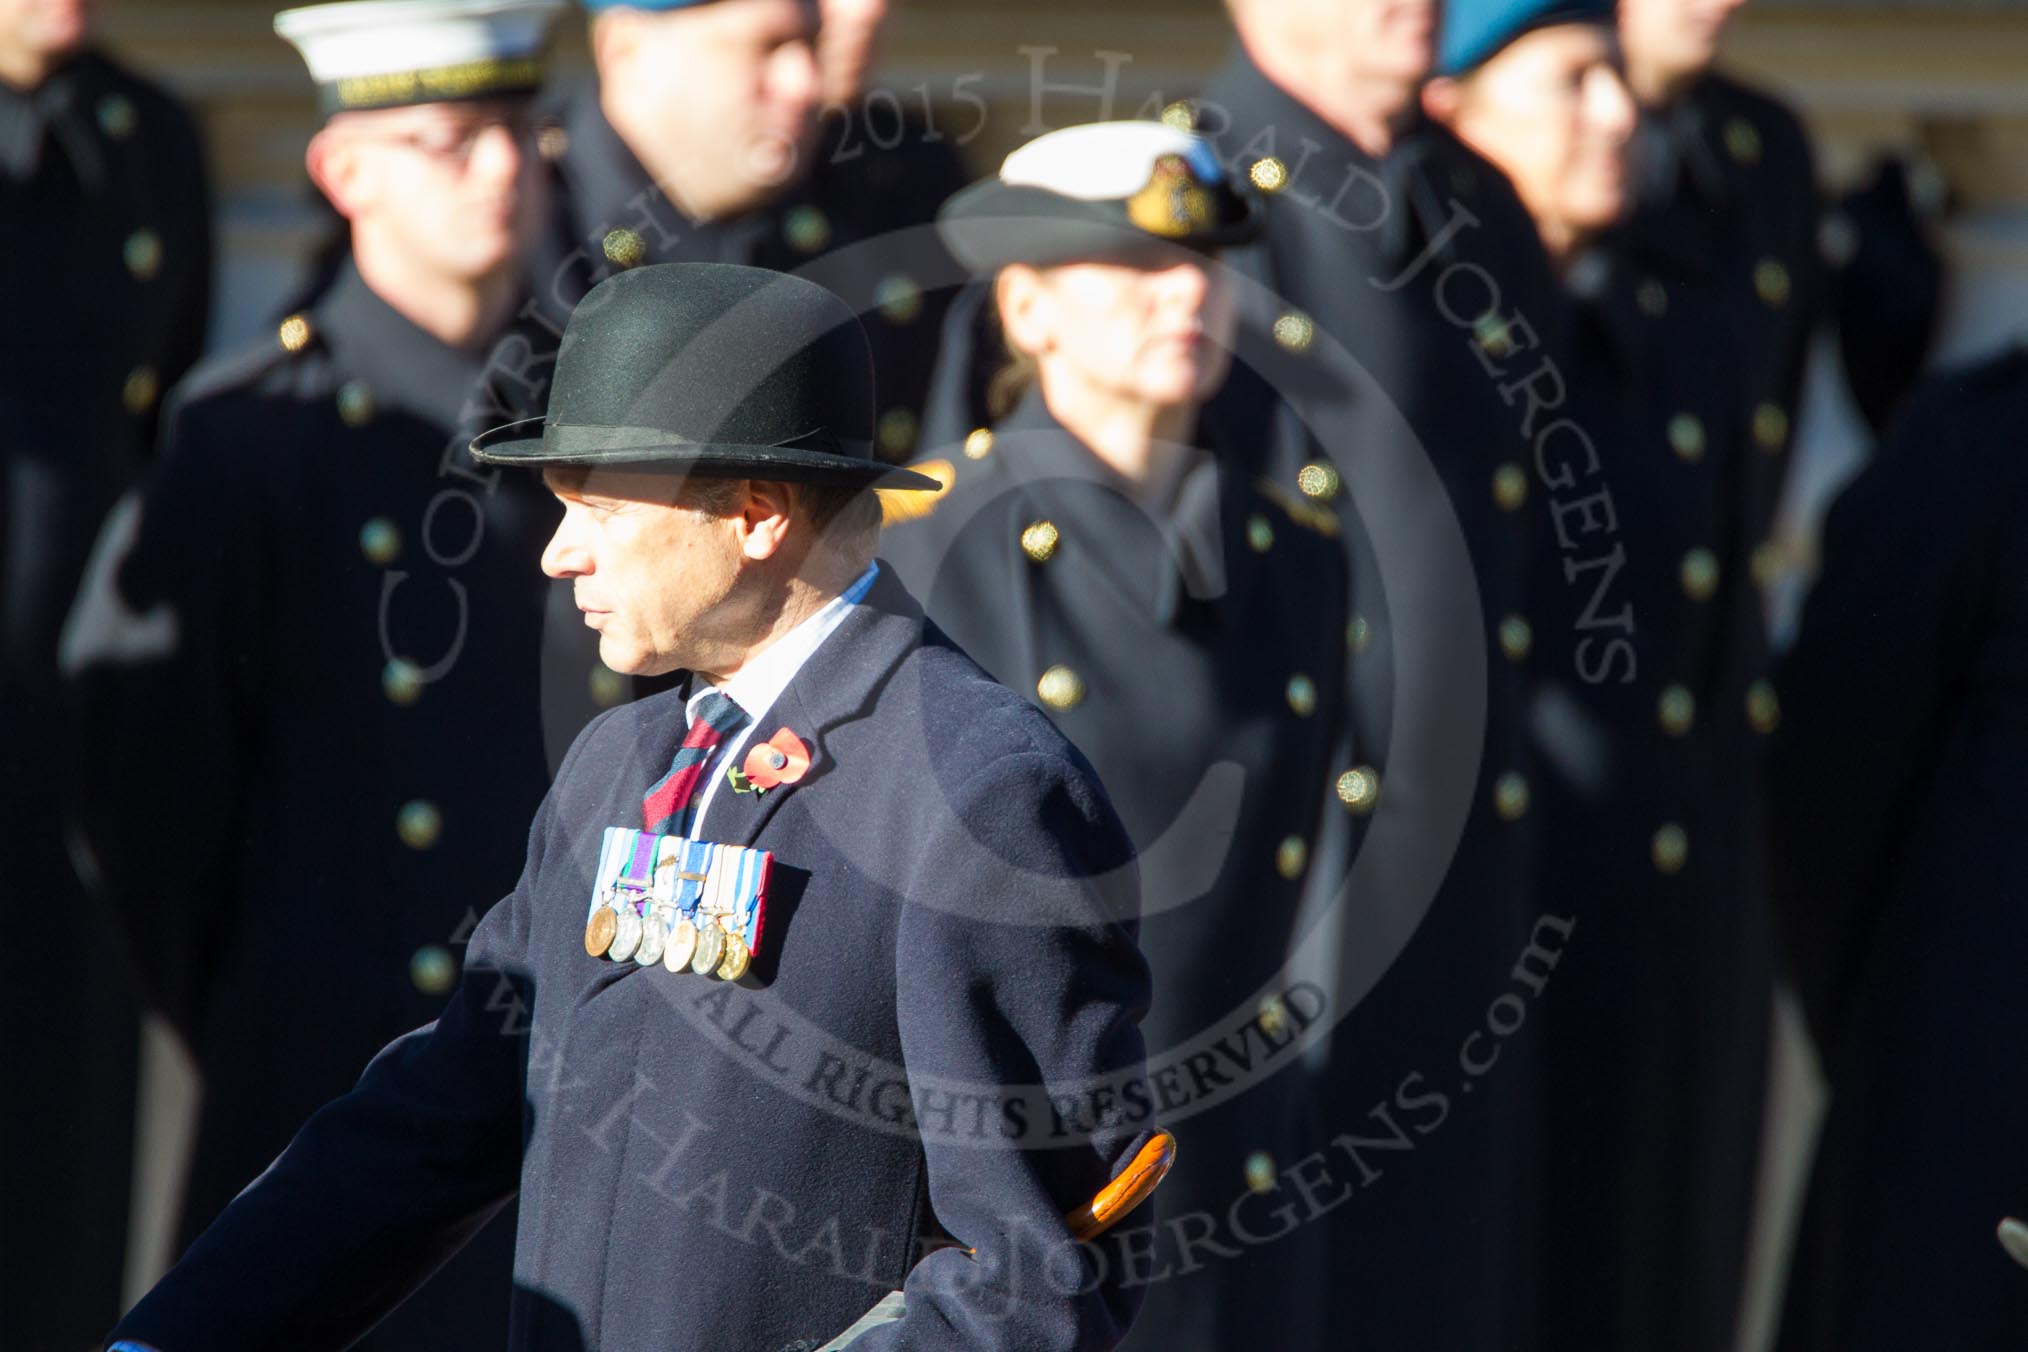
<box><xmin>642</xmin><ymin>688</ymin><xmax>748</xmax><ymax>834</ymax></box>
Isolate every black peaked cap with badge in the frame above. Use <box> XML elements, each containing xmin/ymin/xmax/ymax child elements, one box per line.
<box><xmin>936</xmin><ymin>118</ymin><xmax>1259</xmax><ymax>273</ymax></box>
<box><xmin>473</xmin><ymin>261</ymin><xmax>941</xmax><ymax>491</ymax></box>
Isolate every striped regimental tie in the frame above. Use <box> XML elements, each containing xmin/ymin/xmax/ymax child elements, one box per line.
<box><xmin>641</xmin><ymin>688</ymin><xmax>749</xmax><ymax>835</ymax></box>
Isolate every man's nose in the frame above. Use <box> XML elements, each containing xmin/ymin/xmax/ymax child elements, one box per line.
<box><xmin>541</xmin><ymin>521</ymin><xmax>591</xmax><ymax>579</ymax></box>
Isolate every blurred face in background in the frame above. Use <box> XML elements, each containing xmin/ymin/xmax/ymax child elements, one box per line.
<box><xmin>1424</xmin><ymin>24</ymin><xmax>1636</xmax><ymax>261</ymax></box>
<box><xmin>1229</xmin><ymin>0</ymin><xmax>1435</xmax><ymax>103</ymax></box>
<box><xmin>816</xmin><ymin>0</ymin><xmax>886</xmax><ymax>106</ymax></box>
<box><xmin>310</xmin><ymin>99</ymin><xmax>542</xmax><ymax>286</ymax></box>
<box><xmin>593</xmin><ymin>0</ymin><xmax>822</xmax><ymax>216</ymax></box>
<box><xmin>1619</xmin><ymin>0</ymin><xmax>1748</xmax><ymax>101</ymax></box>
<box><xmin>999</xmin><ymin>254</ymin><xmax>1238</xmax><ymax>415</ymax></box>
<box><xmin>0</xmin><ymin>0</ymin><xmax>91</xmax><ymax>84</ymax></box>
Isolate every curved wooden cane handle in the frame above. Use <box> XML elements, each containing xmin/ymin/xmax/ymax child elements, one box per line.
<box><xmin>1064</xmin><ymin>1129</ymin><xmax>1177</xmax><ymax>1242</ymax></box>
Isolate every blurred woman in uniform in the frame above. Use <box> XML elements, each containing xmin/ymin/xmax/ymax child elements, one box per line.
<box><xmin>881</xmin><ymin>120</ymin><xmax>1348</xmax><ymax>1351</ymax></box>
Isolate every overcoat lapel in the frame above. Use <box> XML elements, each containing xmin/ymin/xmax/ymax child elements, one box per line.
<box><xmin>697</xmin><ymin>565</ymin><xmax>923</xmax><ymax>849</ymax></box>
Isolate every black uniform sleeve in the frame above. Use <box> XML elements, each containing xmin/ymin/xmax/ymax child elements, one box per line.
<box><xmin>101</xmin><ymin>728</ymin><xmax>589</xmax><ymax>1351</ymax></box>
<box><xmin>63</xmin><ymin>392</ymin><xmax>271</xmax><ymax>1040</ymax></box>
<box><xmin>871</xmin><ymin>748</ymin><xmax>1152</xmax><ymax>1351</ymax></box>
<box><xmin>1769</xmin><ymin>373</ymin><xmax>1997</xmax><ymax>1048</ymax></box>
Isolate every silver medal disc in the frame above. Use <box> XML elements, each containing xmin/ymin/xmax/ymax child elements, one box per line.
<box><xmin>690</xmin><ymin>919</ymin><xmax>726</xmax><ymax>976</ymax></box>
<box><xmin>609</xmin><ymin>906</ymin><xmax>644</xmax><ymax>963</ymax></box>
<box><xmin>664</xmin><ymin>918</ymin><xmax>699</xmax><ymax>973</ymax></box>
<box><xmin>636</xmin><ymin>908</ymin><xmax>666</xmax><ymax>967</ymax></box>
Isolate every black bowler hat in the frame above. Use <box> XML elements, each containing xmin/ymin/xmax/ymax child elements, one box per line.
<box><xmin>471</xmin><ymin>263</ymin><xmax>941</xmax><ymax>491</ymax></box>
<box><xmin>937</xmin><ymin>120</ymin><xmax>1260</xmax><ymax>274</ymax></box>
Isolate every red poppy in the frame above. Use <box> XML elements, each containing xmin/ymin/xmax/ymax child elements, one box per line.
<box><xmin>743</xmin><ymin>728</ymin><xmax>811</xmax><ymax>791</ymax></box>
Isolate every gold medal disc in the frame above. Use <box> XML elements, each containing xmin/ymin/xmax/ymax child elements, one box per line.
<box><xmin>716</xmin><ymin>932</ymin><xmax>751</xmax><ymax>982</ymax></box>
<box><xmin>585</xmin><ymin>908</ymin><xmax>618</xmax><ymax>957</ymax></box>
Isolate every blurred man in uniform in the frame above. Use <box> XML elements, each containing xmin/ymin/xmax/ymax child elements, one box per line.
<box><xmin>0</xmin><ymin>0</ymin><xmax>210</xmax><ymax>1343</ymax></box>
<box><xmin>108</xmin><ymin>260</ymin><xmax>1158</xmax><ymax>1352</ymax></box>
<box><xmin>63</xmin><ymin>2</ymin><xmax>562</xmax><ymax>1346</ymax></box>
<box><xmin>490</xmin><ymin>0</ymin><xmax>965</xmax><ymax>465</ymax></box>
<box><xmin>1771</xmin><ymin>345</ymin><xmax>2028</xmax><ymax>1352</ymax></box>
<box><xmin>1429</xmin><ymin>2</ymin><xmax>1774</xmax><ymax>1346</ymax></box>
<box><xmin>1167</xmin><ymin>2</ymin><xmax>1569</xmax><ymax>1345</ymax></box>
<box><xmin>885</xmin><ymin>121</ymin><xmax>1346</xmax><ymax>1349</ymax></box>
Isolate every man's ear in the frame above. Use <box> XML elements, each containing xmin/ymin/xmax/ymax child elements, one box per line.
<box><xmin>1421</xmin><ymin>76</ymin><xmax>1463</xmax><ymax>129</ymax></box>
<box><xmin>735</xmin><ymin>480</ymin><xmax>798</xmax><ymax>561</ymax></box>
<box><xmin>305</xmin><ymin>126</ymin><xmax>370</xmax><ymax>222</ymax></box>
<box><xmin>995</xmin><ymin>265</ymin><xmax>1054</xmax><ymax>361</ymax></box>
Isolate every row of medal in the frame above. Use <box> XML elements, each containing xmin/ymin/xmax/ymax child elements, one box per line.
<box><xmin>583</xmin><ymin>828</ymin><xmax>771</xmax><ymax>983</ymax></box>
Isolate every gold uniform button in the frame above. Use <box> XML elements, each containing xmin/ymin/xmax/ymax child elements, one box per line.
<box><xmin>1752</xmin><ymin>402</ymin><xmax>1790</xmax><ymax>452</ymax></box>
<box><xmin>397</xmin><ymin>800</ymin><xmax>443</xmax><ymax>850</ymax></box>
<box><xmin>1347</xmin><ymin>613</ymin><xmax>1373</xmax><ymax>655</ymax></box>
<box><xmin>1249</xmin><ymin>155</ymin><xmax>1289</xmax><ymax>193</ymax></box>
<box><xmin>1285</xmin><ymin>673</ymin><xmax>1317</xmax><ymax>717</ymax></box>
<box><xmin>1336</xmin><ymin>766</ymin><xmax>1380</xmax><ymax>815</ymax></box>
<box><xmin>1244</xmin><ymin>1151</ymin><xmax>1277</xmax><ymax>1194</ymax></box>
<box><xmin>360</xmin><ymin>517</ymin><xmax>402</xmax><ymax>566</ymax></box>
<box><xmin>382</xmin><ymin>657</ymin><xmax>424</xmax><ymax>706</ymax></box>
<box><xmin>1246</xmin><ymin>514</ymin><xmax>1275</xmax><ymax>553</ymax></box>
<box><xmin>1667</xmin><ymin>413</ymin><xmax>1706</xmax><ymax>463</ymax></box>
<box><xmin>1297</xmin><ymin>460</ymin><xmax>1340</xmax><ymax>500</ymax></box>
<box><xmin>1275</xmin><ymin>835</ymin><xmax>1309</xmax><ymax>880</ymax></box>
<box><xmin>124</xmin><ymin>228</ymin><xmax>162</xmax><ymax>280</ymax></box>
<box><xmin>589</xmin><ymin>664</ymin><xmax>628</xmax><ymax>708</ymax></box>
<box><xmin>1473</xmin><ymin>310</ymin><xmax>1513</xmax><ymax>359</ymax></box>
<box><xmin>337</xmin><ymin>380</ymin><xmax>375</xmax><ymax>427</ymax></box>
<box><xmin>1751</xmin><ymin>539</ymin><xmax>1784</xmax><ymax>590</ymax></box>
<box><xmin>875</xmin><ymin>273</ymin><xmax>923</xmax><ymax>324</ymax></box>
<box><xmin>1680</xmin><ymin>547</ymin><xmax>1720</xmax><ymax>601</ymax></box>
<box><xmin>1636</xmin><ymin>279</ymin><xmax>1669</xmax><ymax>317</ymax></box>
<box><xmin>1020</xmin><ymin>520</ymin><xmax>1060</xmax><ymax>563</ymax></box>
<box><xmin>1492</xmin><ymin>462</ymin><xmax>1528</xmax><ymax>512</ymax></box>
<box><xmin>602</xmin><ymin>227</ymin><xmax>646</xmax><ymax>269</ymax></box>
<box><xmin>535</xmin><ymin>121</ymin><xmax>570</xmax><ymax>162</ymax></box>
<box><xmin>1493</xmin><ymin>771</ymin><xmax>1530</xmax><ymax>821</ymax></box>
<box><xmin>1272</xmin><ymin>311</ymin><xmax>1315</xmax><ymax>353</ymax></box>
<box><xmin>877</xmin><ymin>408</ymin><xmax>918</xmax><ymax>456</ymax></box>
<box><xmin>1755</xmin><ymin>259</ymin><xmax>1791</xmax><ymax>308</ymax></box>
<box><xmin>784</xmin><ymin>205</ymin><xmax>831</xmax><ymax>254</ymax></box>
<box><xmin>1256</xmin><ymin>994</ymin><xmax>1291</xmax><ymax>1038</ymax></box>
<box><xmin>278</xmin><ymin>313</ymin><xmax>314</xmax><ymax>353</ymax></box>
<box><xmin>1724</xmin><ymin>116</ymin><xmax>1763</xmax><ymax>165</ymax></box>
<box><xmin>1746</xmin><ymin>679</ymin><xmax>1781</xmax><ymax>734</ymax></box>
<box><xmin>1036</xmin><ymin>665</ymin><xmax>1086</xmax><ymax>711</ymax></box>
<box><xmin>122</xmin><ymin>366</ymin><xmax>158</xmax><ymax>415</ymax></box>
<box><xmin>410</xmin><ymin>944</ymin><xmax>457</xmax><ymax>996</ymax></box>
<box><xmin>97</xmin><ymin>94</ymin><xmax>136</xmax><ymax>139</ymax></box>
<box><xmin>1161</xmin><ymin>99</ymin><xmax>1195</xmax><ymax>131</ymax></box>
<box><xmin>962</xmin><ymin>426</ymin><xmax>995</xmax><ymax>460</ymax></box>
<box><xmin>1651</xmin><ymin>823</ymin><xmax>1689</xmax><ymax>875</ymax></box>
<box><xmin>1658</xmin><ymin>683</ymin><xmax>1696</xmax><ymax>736</ymax></box>
<box><xmin>1498</xmin><ymin>614</ymin><xmax>1533</xmax><ymax>663</ymax></box>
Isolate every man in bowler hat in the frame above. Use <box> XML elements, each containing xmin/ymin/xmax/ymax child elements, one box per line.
<box><xmin>107</xmin><ymin>261</ymin><xmax>1157</xmax><ymax>1352</ymax></box>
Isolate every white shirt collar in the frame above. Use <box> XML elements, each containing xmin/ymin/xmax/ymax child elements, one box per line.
<box><xmin>683</xmin><ymin>560</ymin><xmax>879</xmax><ymax>833</ymax></box>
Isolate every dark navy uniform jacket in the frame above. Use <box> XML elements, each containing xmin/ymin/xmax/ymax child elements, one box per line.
<box><xmin>67</xmin><ymin>260</ymin><xmax>557</xmax><ymax>1351</ymax></box>
<box><xmin>1773</xmin><ymin>346</ymin><xmax>2028</xmax><ymax>1352</ymax></box>
<box><xmin>0</xmin><ymin>45</ymin><xmax>210</xmax><ymax>1352</ymax></box>
<box><xmin>1184</xmin><ymin>47</ymin><xmax>1561</xmax><ymax>1351</ymax></box>
<box><xmin>882</xmin><ymin>387</ymin><xmax>1347</xmax><ymax>1350</ymax></box>
<box><xmin>1524</xmin><ymin>69</ymin><xmax>1821</xmax><ymax>1352</ymax></box>
<box><xmin>109</xmin><ymin>564</ymin><xmax>1155</xmax><ymax>1352</ymax></box>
